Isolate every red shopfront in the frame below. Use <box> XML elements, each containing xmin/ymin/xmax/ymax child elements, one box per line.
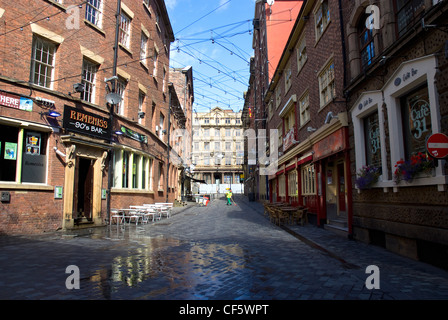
<box><xmin>270</xmin><ymin>127</ymin><xmax>353</xmax><ymax>234</ymax></box>
<box><xmin>312</xmin><ymin>127</ymin><xmax>353</xmax><ymax>235</ymax></box>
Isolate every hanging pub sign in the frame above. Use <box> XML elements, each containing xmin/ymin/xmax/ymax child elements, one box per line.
<box><xmin>63</xmin><ymin>105</ymin><xmax>111</xmax><ymax>140</ymax></box>
<box><xmin>119</xmin><ymin>125</ymin><xmax>148</xmax><ymax>144</ymax></box>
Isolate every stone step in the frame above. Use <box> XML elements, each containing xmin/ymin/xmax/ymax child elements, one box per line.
<box><xmin>324</xmin><ymin>221</ymin><xmax>348</xmax><ymax>237</ymax></box>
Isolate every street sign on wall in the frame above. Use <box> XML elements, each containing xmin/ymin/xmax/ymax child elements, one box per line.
<box><xmin>426</xmin><ymin>133</ymin><xmax>448</xmax><ymax>159</ymax></box>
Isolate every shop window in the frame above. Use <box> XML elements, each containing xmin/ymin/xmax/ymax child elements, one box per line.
<box><xmin>400</xmin><ymin>85</ymin><xmax>431</xmax><ymax>159</ymax></box>
<box><xmin>132</xmin><ymin>154</ymin><xmax>139</xmax><ymax>189</ymax></box>
<box><xmin>278</xmin><ymin>174</ymin><xmax>286</xmax><ymax>197</ymax></box>
<box><xmin>122</xmin><ymin>150</ymin><xmax>129</xmax><ymax>188</ymax></box>
<box><xmin>301</xmin><ymin>164</ymin><xmax>316</xmax><ymax>195</ymax></box>
<box><xmin>0</xmin><ymin>126</ymin><xmax>48</xmax><ymax>184</ymax></box>
<box><xmin>158</xmin><ymin>162</ymin><xmax>163</xmax><ymax>190</ymax></box>
<box><xmin>364</xmin><ymin>112</ymin><xmax>382</xmax><ymax>169</ymax></box>
<box><xmin>288</xmin><ymin>170</ymin><xmax>298</xmax><ymax>199</ymax></box>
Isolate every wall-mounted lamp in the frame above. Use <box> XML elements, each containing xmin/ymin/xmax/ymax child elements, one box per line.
<box><xmin>72</xmin><ymin>83</ymin><xmax>85</xmax><ymax>93</ymax></box>
<box><xmin>138</xmin><ymin>111</ymin><xmax>145</xmax><ymax>119</ymax></box>
<box><xmin>41</xmin><ymin>110</ymin><xmax>61</xmax><ymax>118</ymax></box>
<box><xmin>307</xmin><ymin>126</ymin><xmax>316</xmax><ymax>132</ymax></box>
<box><xmin>324</xmin><ymin>111</ymin><xmax>338</xmax><ymax>124</ymax></box>
<box><xmin>53</xmin><ymin>147</ymin><xmax>66</xmax><ymax>159</ymax></box>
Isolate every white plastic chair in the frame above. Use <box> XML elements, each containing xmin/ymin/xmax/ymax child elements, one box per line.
<box><xmin>127</xmin><ymin>210</ymin><xmax>142</xmax><ymax>225</ymax></box>
<box><xmin>110</xmin><ymin>209</ymin><xmax>124</xmax><ymax>225</ymax></box>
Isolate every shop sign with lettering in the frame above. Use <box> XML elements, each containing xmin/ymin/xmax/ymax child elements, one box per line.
<box><xmin>63</xmin><ymin>105</ymin><xmax>111</xmax><ymax>139</ymax></box>
<box><xmin>119</xmin><ymin>125</ymin><xmax>148</xmax><ymax>144</ymax></box>
<box><xmin>0</xmin><ymin>92</ymin><xmax>33</xmax><ymax>111</ymax></box>
<box><xmin>312</xmin><ymin>128</ymin><xmax>346</xmax><ymax>161</ymax></box>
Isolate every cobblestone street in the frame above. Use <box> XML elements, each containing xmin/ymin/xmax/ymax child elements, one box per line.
<box><xmin>1</xmin><ymin>196</ymin><xmax>448</xmax><ymax>304</ymax></box>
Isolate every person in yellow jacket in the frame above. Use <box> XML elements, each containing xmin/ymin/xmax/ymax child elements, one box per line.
<box><xmin>226</xmin><ymin>189</ymin><xmax>233</xmax><ymax>206</ymax></box>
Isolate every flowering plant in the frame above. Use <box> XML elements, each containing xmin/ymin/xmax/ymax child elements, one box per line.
<box><xmin>394</xmin><ymin>152</ymin><xmax>434</xmax><ymax>183</ymax></box>
<box><xmin>355</xmin><ymin>165</ymin><xmax>381</xmax><ymax>190</ymax></box>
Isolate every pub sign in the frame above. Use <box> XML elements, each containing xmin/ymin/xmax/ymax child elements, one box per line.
<box><xmin>63</xmin><ymin>105</ymin><xmax>111</xmax><ymax>140</ymax></box>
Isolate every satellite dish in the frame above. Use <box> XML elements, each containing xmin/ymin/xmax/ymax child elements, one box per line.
<box><xmin>106</xmin><ymin>92</ymin><xmax>122</xmax><ymax>105</ymax></box>
<box><xmin>267</xmin><ymin>0</ymin><xmax>274</xmax><ymax>5</ymax></box>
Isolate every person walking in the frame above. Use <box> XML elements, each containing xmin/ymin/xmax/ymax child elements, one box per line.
<box><xmin>226</xmin><ymin>189</ymin><xmax>233</xmax><ymax>206</ymax></box>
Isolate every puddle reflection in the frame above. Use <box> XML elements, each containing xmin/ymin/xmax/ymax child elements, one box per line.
<box><xmin>87</xmin><ymin>228</ymin><xmax>252</xmax><ymax>299</ymax></box>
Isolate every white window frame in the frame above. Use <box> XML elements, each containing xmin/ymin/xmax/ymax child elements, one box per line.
<box><xmin>116</xmin><ymin>77</ymin><xmax>127</xmax><ymax>116</ymax></box>
<box><xmin>301</xmin><ymin>164</ymin><xmax>316</xmax><ymax>195</ymax></box>
<box><xmin>81</xmin><ymin>59</ymin><xmax>98</xmax><ymax>103</ymax></box>
<box><xmin>31</xmin><ymin>36</ymin><xmax>56</xmax><ymax>89</ymax></box>
<box><xmin>140</xmin><ymin>32</ymin><xmax>148</xmax><ymax>64</ymax></box>
<box><xmin>119</xmin><ymin>11</ymin><xmax>132</xmax><ymax>49</ymax></box>
<box><xmin>85</xmin><ymin>0</ymin><xmax>103</xmax><ymax>28</ymax></box>
<box><xmin>299</xmin><ymin>91</ymin><xmax>310</xmax><ymax>126</ymax></box>
<box><xmin>297</xmin><ymin>34</ymin><xmax>307</xmax><ymax>73</ymax></box>
<box><xmin>318</xmin><ymin>59</ymin><xmax>335</xmax><ymax>108</ymax></box>
<box><xmin>383</xmin><ymin>55</ymin><xmax>445</xmax><ymax>190</ymax></box>
<box><xmin>314</xmin><ymin>0</ymin><xmax>330</xmax><ymax>42</ymax></box>
<box><xmin>138</xmin><ymin>90</ymin><xmax>145</xmax><ymax>124</ymax></box>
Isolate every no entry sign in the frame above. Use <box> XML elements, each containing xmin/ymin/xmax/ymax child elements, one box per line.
<box><xmin>426</xmin><ymin>133</ymin><xmax>448</xmax><ymax>159</ymax></box>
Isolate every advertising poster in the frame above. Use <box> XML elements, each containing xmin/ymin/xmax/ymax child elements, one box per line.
<box><xmin>4</xmin><ymin>142</ymin><xmax>17</xmax><ymax>160</ymax></box>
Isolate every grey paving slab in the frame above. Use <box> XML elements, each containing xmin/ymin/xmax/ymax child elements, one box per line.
<box><xmin>0</xmin><ymin>195</ymin><xmax>447</xmax><ymax>302</ymax></box>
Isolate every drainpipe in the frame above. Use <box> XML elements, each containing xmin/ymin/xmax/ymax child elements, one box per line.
<box><xmin>106</xmin><ymin>0</ymin><xmax>121</xmax><ymax>223</ymax></box>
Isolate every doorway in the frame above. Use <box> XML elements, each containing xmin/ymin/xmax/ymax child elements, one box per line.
<box><xmin>325</xmin><ymin>160</ymin><xmax>347</xmax><ymax>223</ymax></box>
<box><xmin>74</xmin><ymin>157</ymin><xmax>94</xmax><ymax>222</ymax></box>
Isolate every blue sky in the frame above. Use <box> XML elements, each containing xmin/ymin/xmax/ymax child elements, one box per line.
<box><xmin>165</xmin><ymin>0</ymin><xmax>256</xmax><ymax>113</ymax></box>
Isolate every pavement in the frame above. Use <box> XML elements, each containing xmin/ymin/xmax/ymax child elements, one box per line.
<box><xmin>0</xmin><ymin>194</ymin><xmax>448</xmax><ymax>305</ymax></box>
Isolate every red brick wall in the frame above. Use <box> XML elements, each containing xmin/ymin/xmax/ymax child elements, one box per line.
<box><xmin>0</xmin><ymin>0</ymin><xmax>178</xmax><ymax>235</ymax></box>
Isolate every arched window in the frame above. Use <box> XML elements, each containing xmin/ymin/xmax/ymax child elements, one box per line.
<box><xmin>358</xmin><ymin>13</ymin><xmax>375</xmax><ymax>71</ymax></box>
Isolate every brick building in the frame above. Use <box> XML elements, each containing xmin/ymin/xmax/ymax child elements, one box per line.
<box><xmin>342</xmin><ymin>0</ymin><xmax>448</xmax><ymax>267</ymax></box>
<box><xmin>260</xmin><ymin>0</ymin><xmax>352</xmax><ymax>232</ymax></box>
<box><xmin>244</xmin><ymin>0</ymin><xmax>303</xmax><ymax>202</ymax></box>
<box><xmin>0</xmin><ymin>0</ymin><xmax>186</xmax><ymax>234</ymax></box>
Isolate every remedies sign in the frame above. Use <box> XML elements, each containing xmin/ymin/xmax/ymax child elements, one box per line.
<box><xmin>63</xmin><ymin>105</ymin><xmax>111</xmax><ymax>140</ymax></box>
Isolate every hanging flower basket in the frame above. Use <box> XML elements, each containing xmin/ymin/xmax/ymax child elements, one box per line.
<box><xmin>355</xmin><ymin>165</ymin><xmax>381</xmax><ymax>190</ymax></box>
<box><xmin>394</xmin><ymin>152</ymin><xmax>435</xmax><ymax>183</ymax></box>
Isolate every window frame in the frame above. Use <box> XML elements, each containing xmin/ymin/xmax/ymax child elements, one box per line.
<box><xmin>85</xmin><ymin>0</ymin><xmax>103</xmax><ymax>28</ymax></box>
<box><xmin>119</xmin><ymin>11</ymin><xmax>132</xmax><ymax>49</ymax></box>
<box><xmin>81</xmin><ymin>59</ymin><xmax>98</xmax><ymax>103</ymax></box>
<box><xmin>31</xmin><ymin>36</ymin><xmax>56</xmax><ymax>89</ymax></box>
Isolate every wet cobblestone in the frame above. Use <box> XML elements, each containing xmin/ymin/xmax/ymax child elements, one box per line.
<box><xmin>0</xmin><ymin>195</ymin><xmax>447</xmax><ymax>301</ymax></box>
